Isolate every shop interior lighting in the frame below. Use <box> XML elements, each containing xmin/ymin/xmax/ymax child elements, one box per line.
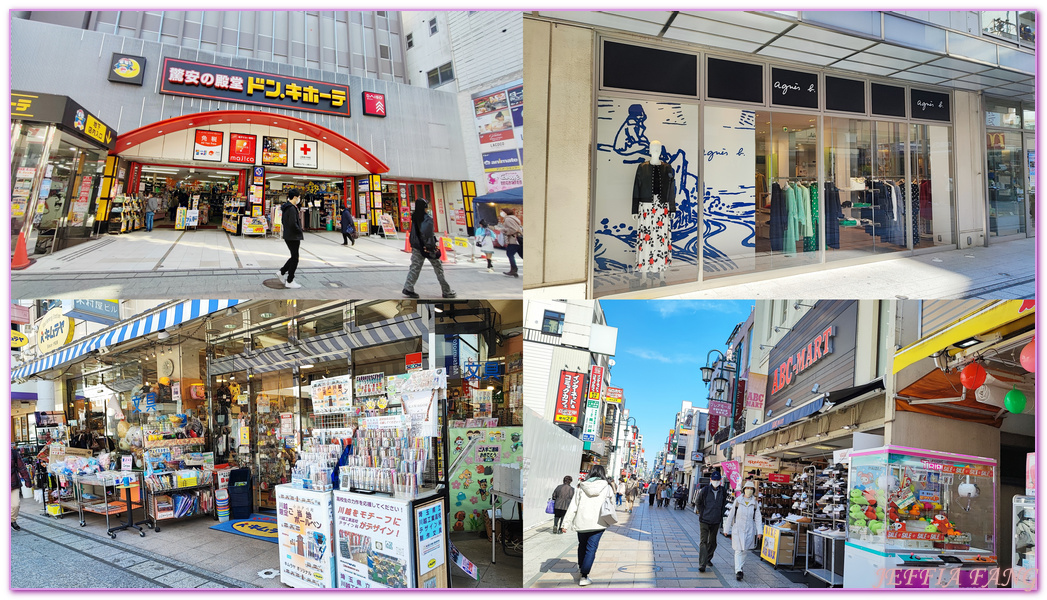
<box><xmin>158</xmin><ymin>329</ymin><xmax>170</xmax><ymax>340</ymax></box>
<box><xmin>260</xmin><ymin>312</ymin><xmax>274</xmax><ymax>319</ymax></box>
<box><xmin>842</xmin><ymin>424</ymin><xmax>852</xmax><ymax>430</ymax></box>
<box><xmin>223</xmin><ymin>324</ymin><xmax>237</xmax><ymax>329</ymax></box>
<box><xmin>784</xmin><ymin>451</ymin><xmax>801</xmax><ymax>456</ymax></box>
<box><xmin>813</xmin><ymin>445</ymin><xmax>836</xmax><ymax>451</ymax></box>
<box><xmin>301</xmin><ymin>363</ymin><xmax>315</xmax><ymax>369</ymax></box>
<box><xmin>952</xmin><ymin>336</ymin><xmax>981</xmax><ymax>349</ymax></box>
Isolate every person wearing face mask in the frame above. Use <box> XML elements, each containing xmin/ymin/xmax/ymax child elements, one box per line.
<box><xmin>695</xmin><ymin>471</ymin><xmax>728</xmax><ymax>572</ymax></box>
<box><xmin>723</xmin><ymin>479</ymin><xmax>763</xmax><ymax>581</ymax></box>
<box><xmin>499</xmin><ymin>209</ymin><xmax>522</xmax><ymax>278</ymax></box>
<box><xmin>276</xmin><ymin>189</ymin><xmax>305</xmax><ymax>289</ymax></box>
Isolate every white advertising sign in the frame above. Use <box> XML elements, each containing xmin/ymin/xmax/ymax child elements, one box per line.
<box><xmin>333</xmin><ymin>491</ymin><xmax>415</xmax><ymax>589</ymax></box>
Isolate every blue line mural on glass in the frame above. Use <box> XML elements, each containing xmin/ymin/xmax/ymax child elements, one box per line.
<box><xmin>594</xmin><ymin>100</ymin><xmax>699</xmax><ymax>278</ymax></box>
<box><xmin>702</xmin><ymin>107</ymin><xmax>757</xmax><ymax>275</ymax></box>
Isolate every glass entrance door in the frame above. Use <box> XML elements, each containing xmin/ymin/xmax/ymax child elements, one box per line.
<box><xmin>1024</xmin><ymin>133</ymin><xmax>1035</xmax><ymax>236</ymax></box>
<box><xmin>987</xmin><ymin>130</ymin><xmax>1028</xmax><ymax>238</ymax></box>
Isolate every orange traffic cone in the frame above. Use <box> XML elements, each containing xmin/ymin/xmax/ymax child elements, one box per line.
<box><xmin>439</xmin><ymin>238</ymin><xmax>451</xmax><ymax>263</ymax></box>
<box><xmin>11</xmin><ymin>232</ymin><xmax>32</xmax><ymax>270</ymax></box>
<box><xmin>402</xmin><ymin>235</ymin><xmax>412</xmax><ymax>254</ymax></box>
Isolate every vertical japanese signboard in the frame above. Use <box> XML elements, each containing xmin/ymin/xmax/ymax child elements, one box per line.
<box><xmin>587</xmin><ymin>365</ymin><xmax>605</xmax><ymax>401</ymax></box>
<box><xmin>471</xmin><ymin>80</ymin><xmax>523</xmax><ymax>192</ymax></box>
<box><xmin>553</xmin><ymin>371</ymin><xmax>584</xmax><ymax>424</ymax></box>
<box><xmin>333</xmin><ymin>491</ymin><xmax>415</xmax><ymax>589</ymax></box>
<box><xmin>581</xmin><ymin>398</ymin><xmax>601</xmax><ymax>443</ymax></box>
<box><xmin>276</xmin><ymin>485</ymin><xmax>336</xmax><ymax>589</ymax></box>
<box><xmin>604</xmin><ymin>387</ymin><xmax>624</xmax><ymax>404</ymax></box>
<box><xmin>413</xmin><ymin>498</ymin><xmax>448</xmax><ymax>588</ymax></box>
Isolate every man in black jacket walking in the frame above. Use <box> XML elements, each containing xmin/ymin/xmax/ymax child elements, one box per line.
<box><xmin>695</xmin><ymin>471</ymin><xmax>728</xmax><ymax>572</ymax></box>
<box><xmin>402</xmin><ymin>199</ymin><xmax>455</xmax><ymax>298</ymax></box>
<box><xmin>277</xmin><ymin>190</ymin><xmax>305</xmax><ymax>289</ymax></box>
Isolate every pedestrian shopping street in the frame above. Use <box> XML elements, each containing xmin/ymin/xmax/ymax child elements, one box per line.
<box><xmin>524</xmin><ymin>494</ymin><xmax>803</xmax><ymax>589</ymax></box>
<box><xmin>11</xmin><ymin>227</ymin><xmax>521</xmax><ymax>299</ymax></box>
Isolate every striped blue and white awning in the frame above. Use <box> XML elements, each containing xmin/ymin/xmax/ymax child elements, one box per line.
<box><xmin>12</xmin><ymin>299</ymin><xmax>242</xmax><ymax>381</ymax></box>
<box><xmin>210</xmin><ymin>312</ymin><xmax>429</xmax><ymax>375</ymax></box>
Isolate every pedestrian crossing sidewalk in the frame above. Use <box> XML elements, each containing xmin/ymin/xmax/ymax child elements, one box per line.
<box><xmin>525</xmin><ymin>495</ymin><xmax>804</xmax><ymax>588</ymax></box>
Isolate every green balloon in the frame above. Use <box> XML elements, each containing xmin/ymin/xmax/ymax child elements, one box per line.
<box><xmin>1005</xmin><ymin>388</ymin><xmax>1027</xmax><ymax>414</ymax></box>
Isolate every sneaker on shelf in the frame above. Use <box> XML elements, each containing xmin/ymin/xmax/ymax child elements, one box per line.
<box><xmin>816</xmin><ymin>525</ymin><xmax>831</xmax><ymax>532</ymax></box>
<box><xmin>800</xmin><ymin>492</ymin><xmax>808</xmax><ymax>500</ymax></box>
<box><xmin>791</xmin><ymin>502</ymin><xmax>799</xmax><ymax>510</ymax></box>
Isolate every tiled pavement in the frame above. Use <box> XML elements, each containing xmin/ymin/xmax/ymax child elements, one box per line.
<box><xmin>13</xmin><ymin>228</ymin><xmax>522</xmax><ymax>299</ymax></box>
<box><xmin>525</xmin><ymin>494</ymin><xmax>804</xmax><ymax>589</ymax></box>
<box><xmin>13</xmin><ymin>511</ymin><xmax>263</xmax><ymax>588</ymax></box>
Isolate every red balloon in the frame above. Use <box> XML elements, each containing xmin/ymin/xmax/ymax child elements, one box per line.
<box><xmin>959</xmin><ymin>363</ymin><xmax>987</xmax><ymax>390</ymax></box>
<box><xmin>1020</xmin><ymin>339</ymin><xmax>1035</xmax><ymax>373</ymax></box>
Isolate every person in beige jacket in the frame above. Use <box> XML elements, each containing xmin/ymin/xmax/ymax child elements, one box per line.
<box><xmin>562</xmin><ymin>465</ymin><xmax>615</xmax><ymax>586</ymax></box>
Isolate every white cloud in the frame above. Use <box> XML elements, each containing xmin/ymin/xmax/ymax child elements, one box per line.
<box><xmin>625</xmin><ymin>348</ymin><xmax>700</xmax><ymax>364</ymax></box>
<box><xmin>650</xmin><ymin>300</ymin><xmax>750</xmax><ymax>318</ymax></box>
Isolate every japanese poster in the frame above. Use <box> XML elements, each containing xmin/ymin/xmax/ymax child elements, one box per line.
<box><xmin>414</xmin><ymin>500</ymin><xmax>446</xmax><ymax>572</ymax></box>
<box><xmin>355</xmin><ymin>373</ymin><xmax>386</xmax><ymax>397</ymax></box>
<box><xmin>262</xmin><ymin>136</ymin><xmax>288</xmax><ymax>166</ymax></box>
<box><xmin>471</xmin><ymin>80</ymin><xmax>523</xmax><ymax>190</ymax></box>
<box><xmin>228</xmin><ymin>133</ymin><xmax>256</xmax><ymax>164</ymax></box>
<box><xmin>193</xmin><ymin>130</ymin><xmax>223</xmax><ymax>162</ymax></box>
<box><xmin>333</xmin><ymin>491</ymin><xmax>414</xmax><ymax>589</ymax></box>
<box><xmin>310</xmin><ymin>374</ymin><xmax>354</xmax><ymax>414</ymax></box>
<box><xmin>447</xmin><ymin>427</ymin><xmax>523</xmax><ymax>532</ymax></box>
<box><xmin>276</xmin><ymin>485</ymin><xmax>336</xmax><ymax>589</ymax></box>
<box><xmin>386</xmin><ymin>370</ymin><xmax>445</xmax><ymax>437</ymax></box>
<box><xmin>293</xmin><ymin>139</ymin><xmax>318</xmax><ymax>169</ymax></box>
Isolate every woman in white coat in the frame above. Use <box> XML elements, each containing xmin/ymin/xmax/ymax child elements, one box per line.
<box><xmin>562</xmin><ymin>465</ymin><xmax>616</xmax><ymax>586</ymax></box>
<box><xmin>723</xmin><ymin>480</ymin><xmax>763</xmax><ymax>581</ymax></box>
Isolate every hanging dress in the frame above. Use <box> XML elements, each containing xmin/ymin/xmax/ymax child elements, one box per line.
<box><xmin>804</xmin><ymin>183</ymin><xmax>819</xmax><ymax>252</ymax></box>
<box><xmin>634</xmin><ymin>163</ymin><xmax>673</xmax><ymax>273</ymax></box>
<box><xmin>783</xmin><ymin>183</ymin><xmax>800</xmax><ymax>256</ymax></box>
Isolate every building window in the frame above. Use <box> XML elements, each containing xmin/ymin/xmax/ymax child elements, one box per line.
<box><xmin>426</xmin><ymin>62</ymin><xmax>454</xmax><ymax>88</ymax></box>
<box><xmin>429</xmin><ymin>18</ymin><xmax>438</xmax><ymax>35</ymax></box>
<box><xmin>405</xmin><ymin>33</ymin><xmax>413</xmax><ymax>49</ymax></box>
<box><xmin>541</xmin><ymin>310</ymin><xmax>565</xmax><ymax>335</ymax></box>
<box><xmin>377</xmin><ymin>11</ymin><xmax>387</xmax><ymax>17</ymax></box>
<box><xmin>379</xmin><ymin>44</ymin><xmax>390</xmax><ymax>60</ymax></box>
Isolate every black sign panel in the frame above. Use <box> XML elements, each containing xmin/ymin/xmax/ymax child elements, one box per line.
<box><xmin>771</xmin><ymin>68</ymin><xmax>818</xmax><ymax>109</ymax></box>
<box><xmin>108</xmin><ymin>53</ymin><xmax>147</xmax><ymax>86</ymax></box>
<box><xmin>765</xmin><ymin>301</ymin><xmax>858</xmax><ymax>416</ymax></box>
<box><xmin>871</xmin><ymin>83</ymin><xmax>906</xmax><ymax>118</ymax></box>
<box><xmin>159</xmin><ymin>58</ymin><xmax>350</xmax><ymax>117</ymax></box>
<box><xmin>825</xmin><ymin>76</ymin><xmax>865</xmax><ymax>114</ymax></box>
<box><xmin>603</xmin><ymin>41</ymin><xmax>698</xmax><ymax>97</ymax></box>
<box><xmin>708</xmin><ymin>57</ymin><xmax>763</xmax><ymax>104</ymax></box>
<box><xmin>10</xmin><ymin>90</ymin><xmax>115</xmax><ymax>150</ymax></box>
<box><xmin>910</xmin><ymin>88</ymin><xmax>951</xmax><ymax>122</ymax></box>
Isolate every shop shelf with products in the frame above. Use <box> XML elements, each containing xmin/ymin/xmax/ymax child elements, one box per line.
<box><xmin>141</xmin><ymin>448</ymin><xmax>216</xmax><ymax>532</ymax></box>
<box><xmin>222</xmin><ymin>196</ymin><xmax>247</xmax><ymax>234</ymax></box>
<box><xmin>803</xmin><ymin>463</ymin><xmax>848</xmax><ymax>585</ymax></box>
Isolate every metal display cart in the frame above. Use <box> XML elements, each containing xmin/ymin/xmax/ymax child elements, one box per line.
<box><xmin>805</xmin><ymin>529</ymin><xmax>845</xmax><ymax>587</ymax></box>
<box><xmin>73</xmin><ymin>471</ymin><xmax>142</xmax><ymax>533</ymax></box>
<box><xmin>143</xmin><ymin>477</ymin><xmax>217</xmax><ymax>532</ymax></box>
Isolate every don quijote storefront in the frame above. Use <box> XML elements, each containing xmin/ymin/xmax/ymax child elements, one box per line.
<box><xmin>11</xmin><ymin>18</ymin><xmax>480</xmax><ymax>260</ymax></box>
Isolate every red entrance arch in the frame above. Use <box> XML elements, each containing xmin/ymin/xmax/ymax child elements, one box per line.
<box><xmin>114</xmin><ymin>110</ymin><xmax>389</xmax><ymax>174</ymax></box>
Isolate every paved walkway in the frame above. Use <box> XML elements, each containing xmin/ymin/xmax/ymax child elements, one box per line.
<box><xmin>14</xmin><ymin>228</ymin><xmax>522</xmax><ymax>298</ymax></box>
<box><xmin>533</xmin><ymin>238</ymin><xmax>1034</xmax><ymax>300</ymax></box>
<box><xmin>525</xmin><ymin>494</ymin><xmax>803</xmax><ymax>589</ymax></box>
<box><xmin>13</xmin><ymin>511</ymin><xmax>263</xmax><ymax>588</ymax></box>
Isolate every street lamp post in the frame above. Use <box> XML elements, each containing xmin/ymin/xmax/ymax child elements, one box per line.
<box><xmin>612</xmin><ymin>412</ymin><xmax>637</xmax><ymax>477</ymax></box>
<box><xmin>701</xmin><ymin>347</ymin><xmax>742</xmax><ymax>460</ymax></box>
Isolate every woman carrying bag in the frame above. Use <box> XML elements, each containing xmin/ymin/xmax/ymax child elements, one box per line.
<box><xmin>550</xmin><ymin>476</ymin><xmax>574</xmax><ymax>534</ymax></box>
<box><xmin>723</xmin><ymin>480</ymin><xmax>763</xmax><ymax>581</ymax></box>
<box><xmin>562</xmin><ymin>465</ymin><xmax>616</xmax><ymax>586</ymax></box>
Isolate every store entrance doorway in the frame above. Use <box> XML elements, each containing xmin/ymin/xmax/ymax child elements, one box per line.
<box><xmin>1024</xmin><ymin>132</ymin><xmax>1035</xmax><ymax>237</ymax></box>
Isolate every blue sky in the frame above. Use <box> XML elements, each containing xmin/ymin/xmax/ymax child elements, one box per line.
<box><xmin>600</xmin><ymin>300</ymin><xmax>754</xmax><ymax>467</ymax></box>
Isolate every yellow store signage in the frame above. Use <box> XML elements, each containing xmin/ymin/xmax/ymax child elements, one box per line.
<box><xmin>11</xmin><ymin>331</ymin><xmax>29</xmax><ymax>348</ymax></box>
<box><xmin>37</xmin><ymin>310</ymin><xmax>75</xmax><ymax>354</ymax></box>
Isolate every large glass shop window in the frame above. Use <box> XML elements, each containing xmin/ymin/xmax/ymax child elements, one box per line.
<box><xmin>592</xmin><ymin>97</ymin><xmax>700</xmax><ymax>296</ymax></box>
<box><xmin>910</xmin><ymin>124</ymin><xmax>955</xmax><ymax>247</ymax></box>
<box><xmin>987</xmin><ymin>131</ymin><xmax>1028</xmax><ymax>237</ymax></box>
<box><xmin>824</xmin><ymin>118</ymin><xmax>909</xmax><ymax>261</ymax></box>
<box><xmin>706</xmin><ymin>109</ymin><xmax>819</xmax><ymax>280</ymax></box>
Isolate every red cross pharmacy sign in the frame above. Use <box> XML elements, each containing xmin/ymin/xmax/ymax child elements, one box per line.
<box><xmin>293</xmin><ymin>139</ymin><xmax>318</xmax><ymax>169</ymax></box>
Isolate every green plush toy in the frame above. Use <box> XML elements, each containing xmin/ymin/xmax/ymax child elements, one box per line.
<box><xmin>875</xmin><ymin>507</ymin><xmax>885</xmax><ymax>520</ymax></box>
<box><xmin>853</xmin><ymin>493</ymin><xmax>868</xmax><ymax>506</ymax></box>
<box><xmin>869</xmin><ymin>521</ymin><xmax>884</xmax><ymax>534</ymax></box>
<box><xmin>925</xmin><ymin>524</ymin><xmax>938</xmax><ymax>533</ymax></box>
<box><xmin>852</xmin><ymin>516</ymin><xmax>867</xmax><ymax>528</ymax></box>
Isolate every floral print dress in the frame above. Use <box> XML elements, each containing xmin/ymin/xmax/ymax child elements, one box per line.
<box><xmin>635</xmin><ymin>164</ymin><xmax>673</xmax><ymax>273</ymax></box>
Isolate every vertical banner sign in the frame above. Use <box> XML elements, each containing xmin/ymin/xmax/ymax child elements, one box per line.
<box><xmin>363</xmin><ymin>92</ymin><xmax>387</xmax><ymax>117</ymax></box>
<box><xmin>745</xmin><ymin>373</ymin><xmax>767</xmax><ymax>410</ymax></box>
<box><xmin>587</xmin><ymin>365</ymin><xmax>605</xmax><ymax>401</ymax></box>
<box><xmin>194</xmin><ymin>130</ymin><xmax>224</xmax><ymax>162</ymax></box>
<box><xmin>333</xmin><ymin>492</ymin><xmax>415</xmax><ymax>588</ymax></box>
<box><xmin>472</xmin><ymin>81</ymin><xmax>523</xmax><ymax>193</ymax></box>
<box><xmin>720</xmin><ymin>460</ymin><xmax>742</xmax><ymax>491</ymax></box>
<box><xmin>553</xmin><ymin>371</ymin><xmax>584</xmax><ymax>424</ymax></box>
<box><xmin>443</xmin><ymin>335</ymin><xmax>461</xmax><ymax>378</ymax></box>
<box><xmin>581</xmin><ymin>399</ymin><xmax>601</xmax><ymax>443</ymax></box>
<box><xmin>414</xmin><ymin>500</ymin><xmax>446</xmax><ymax>583</ymax></box>
<box><xmin>703</xmin><ymin>106</ymin><xmax>757</xmax><ymax>276</ymax></box>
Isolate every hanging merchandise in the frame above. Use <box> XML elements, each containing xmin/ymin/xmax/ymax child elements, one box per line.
<box><xmin>1020</xmin><ymin>338</ymin><xmax>1035</xmax><ymax>373</ymax></box>
<box><xmin>959</xmin><ymin>363</ymin><xmax>986</xmax><ymax>390</ymax></box>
